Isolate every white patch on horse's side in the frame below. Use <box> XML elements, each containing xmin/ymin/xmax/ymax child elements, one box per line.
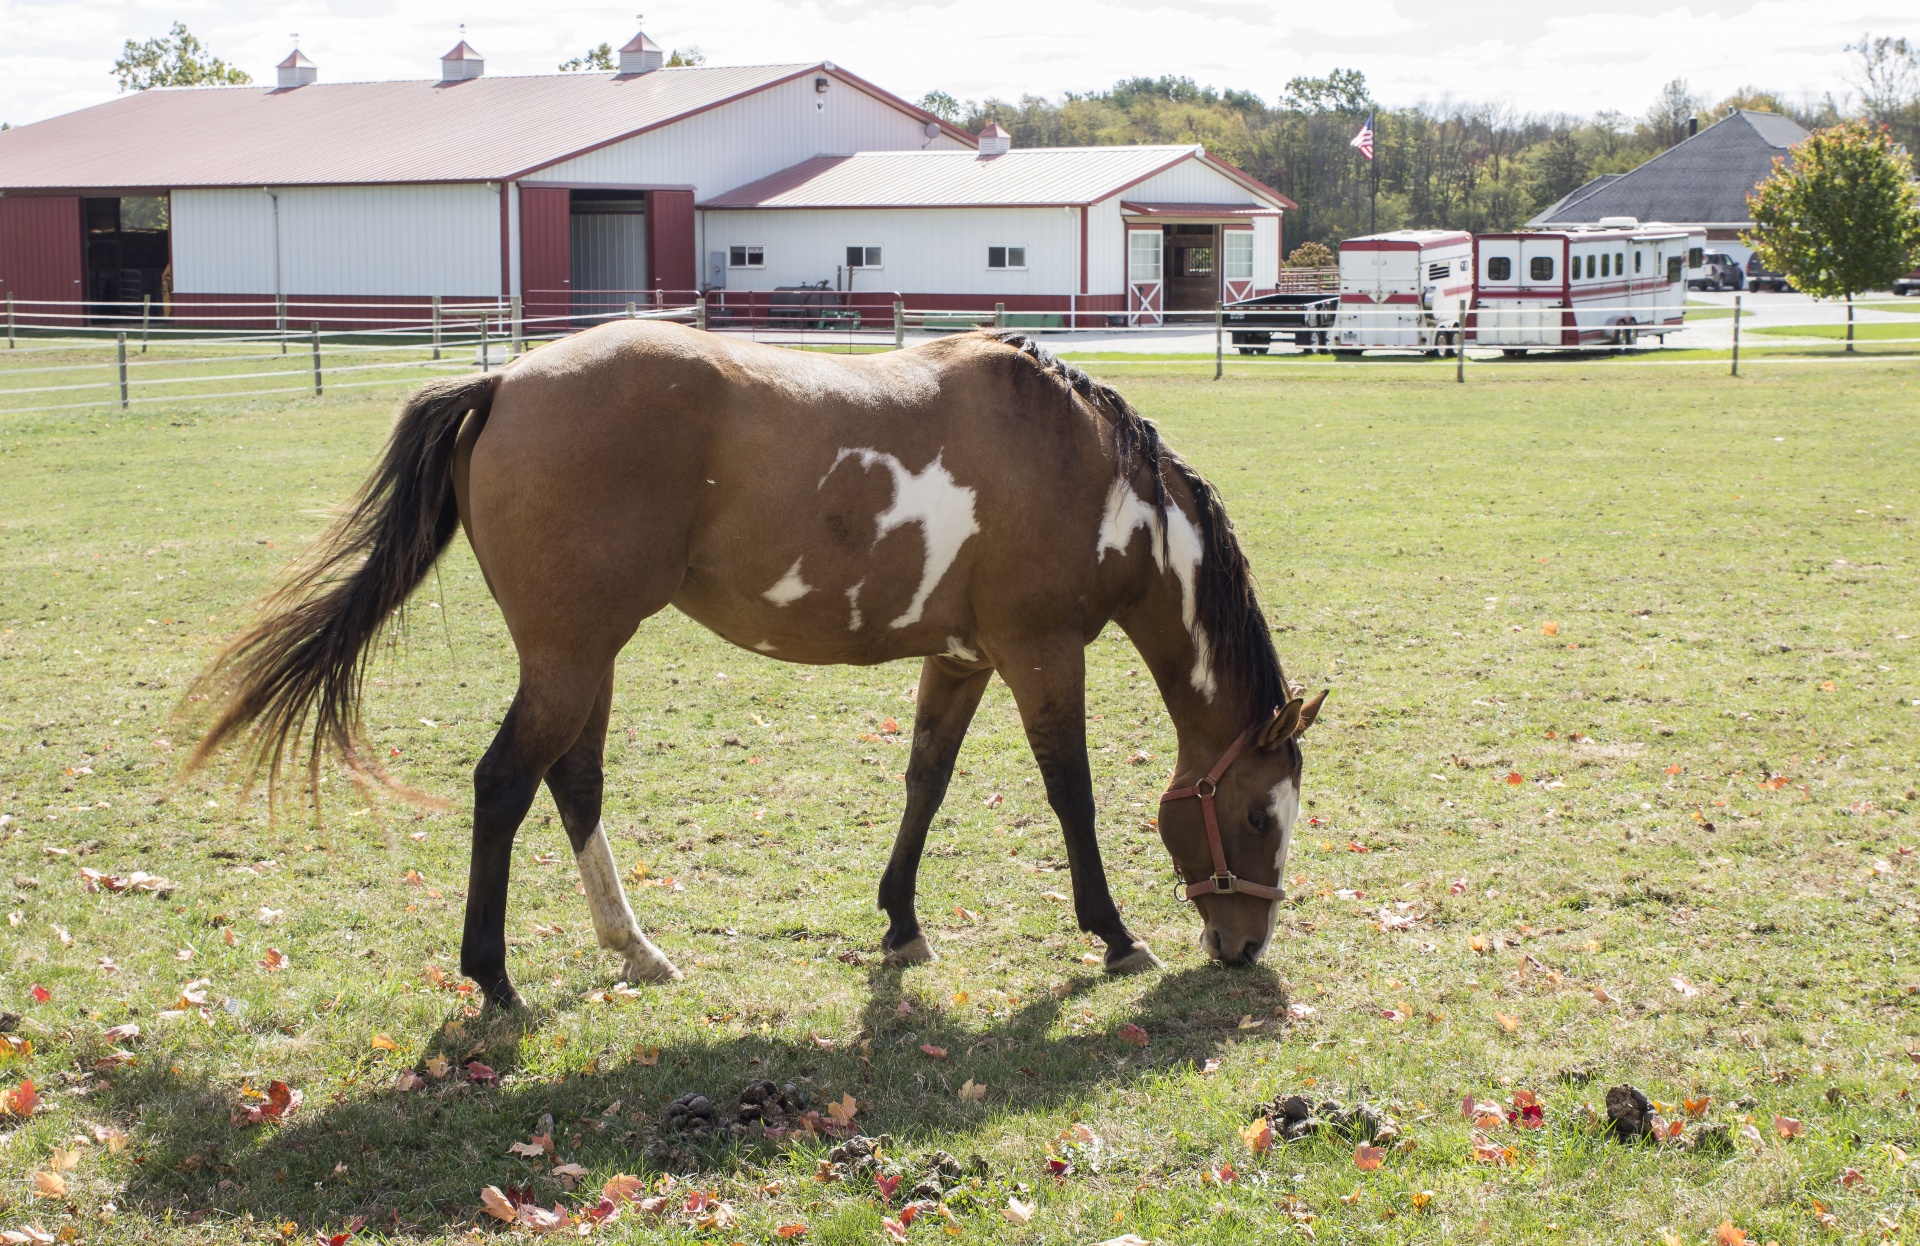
<box><xmin>762</xmin><ymin>558</ymin><xmax>811</xmax><ymax>607</ymax></box>
<box><xmin>754</xmin><ymin>640</ymin><xmax>777</xmax><ymax>652</ymax></box>
<box><xmin>944</xmin><ymin>636</ymin><xmax>980</xmax><ymax>663</ymax></box>
<box><xmin>1097</xmin><ymin>479</ymin><xmax>1166</xmax><ymax>569</ymax></box>
<box><xmin>574</xmin><ymin>823</ymin><xmax>678</xmax><ymax>981</ymax></box>
<box><xmin>845</xmin><ymin>581</ymin><xmax>865</xmax><ymax>632</ymax></box>
<box><xmin>1161</xmin><ymin>502</ymin><xmax>1216</xmax><ymax>699</ymax></box>
<box><xmin>822</xmin><ymin>448</ymin><xmax>980</xmax><ymax>629</ymax></box>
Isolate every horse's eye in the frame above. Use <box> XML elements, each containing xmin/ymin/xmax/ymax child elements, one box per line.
<box><xmin>1248</xmin><ymin>809</ymin><xmax>1269</xmax><ymax>833</ymax></box>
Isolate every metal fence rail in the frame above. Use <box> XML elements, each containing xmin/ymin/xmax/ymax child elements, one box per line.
<box><xmin>0</xmin><ymin>291</ymin><xmax>1910</xmax><ymax>416</ymax></box>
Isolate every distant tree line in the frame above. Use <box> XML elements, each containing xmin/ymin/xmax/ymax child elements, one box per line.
<box><xmin>920</xmin><ymin>36</ymin><xmax>1920</xmax><ymax>249</ymax></box>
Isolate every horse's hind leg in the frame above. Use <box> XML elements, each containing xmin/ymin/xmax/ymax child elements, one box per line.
<box><xmin>462</xmin><ymin>664</ymin><xmax>610</xmax><ymax>1007</ymax></box>
<box><xmin>545</xmin><ymin>667</ymin><xmax>681</xmax><ymax>983</ymax></box>
<box><xmin>878</xmin><ymin>657</ymin><xmax>991</xmax><ymax>966</ymax></box>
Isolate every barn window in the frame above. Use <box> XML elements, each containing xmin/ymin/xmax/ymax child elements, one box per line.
<box><xmin>1529</xmin><ymin>256</ymin><xmax>1554</xmax><ymax>281</ymax></box>
<box><xmin>1128</xmin><ymin>231</ymin><xmax>1162</xmax><ymax>282</ymax></box>
<box><xmin>987</xmin><ymin>245</ymin><xmax>1027</xmax><ymax>270</ymax></box>
<box><xmin>846</xmin><ymin>245</ymin><xmax>883</xmax><ymax>269</ymax></box>
<box><xmin>728</xmin><ymin>245</ymin><xmax>764</xmax><ymax>268</ymax></box>
<box><xmin>1223</xmin><ymin>231</ymin><xmax>1254</xmax><ymax>280</ymax></box>
<box><xmin>1487</xmin><ymin>256</ymin><xmax>1512</xmax><ymax>282</ymax></box>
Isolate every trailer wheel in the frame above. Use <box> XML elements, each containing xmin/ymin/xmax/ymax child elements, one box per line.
<box><xmin>1236</xmin><ymin>346</ymin><xmax>1269</xmax><ymax>355</ymax></box>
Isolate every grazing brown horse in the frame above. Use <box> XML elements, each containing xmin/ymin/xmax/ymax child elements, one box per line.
<box><xmin>188</xmin><ymin>326</ymin><xmax>1324</xmax><ymax>1007</ymax></box>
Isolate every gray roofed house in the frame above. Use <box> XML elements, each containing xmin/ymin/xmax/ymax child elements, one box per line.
<box><xmin>1527</xmin><ymin>110</ymin><xmax>1809</xmax><ymax>261</ymax></box>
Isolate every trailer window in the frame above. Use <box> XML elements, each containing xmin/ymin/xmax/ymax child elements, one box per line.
<box><xmin>1667</xmin><ymin>256</ymin><xmax>1684</xmax><ymax>282</ymax></box>
<box><xmin>1616</xmin><ymin>252</ymin><xmax>1625</xmax><ymax>275</ymax></box>
<box><xmin>1529</xmin><ymin>256</ymin><xmax>1554</xmax><ymax>281</ymax></box>
<box><xmin>1634</xmin><ymin>251</ymin><xmax>1642</xmax><ymax>273</ymax></box>
<box><xmin>1487</xmin><ymin>256</ymin><xmax>1512</xmax><ymax>282</ymax></box>
<box><xmin>1586</xmin><ymin>254</ymin><xmax>1597</xmax><ymax>279</ymax></box>
<box><xmin>987</xmin><ymin>245</ymin><xmax>1027</xmax><ymax>270</ymax></box>
<box><xmin>1687</xmin><ymin>246</ymin><xmax>1704</xmax><ymax>268</ymax></box>
<box><xmin>728</xmin><ymin>245</ymin><xmax>764</xmax><ymax>268</ymax></box>
<box><xmin>1600</xmin><ymin>253</ymin><xmax>1610</xmax><ymax>278</ymax></box>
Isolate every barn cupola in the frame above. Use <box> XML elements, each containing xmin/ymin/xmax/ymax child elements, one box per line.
<box><xmin>275</xmin><ymin>48</ymin><xmax>317</xmax><ymax>89</ymax></box>
<box><xmin>618</xmin><ymin>29</ymin><xmax>664</xmax><ymax>75</ymax></box>
<box><xmin>977</xmin><ymin>121</ymin><xmax>1011</xmax><ymax>157</ymax></box>
<box><xmin>440</xmin><ymin>40</ymin><xmax>485</xmax><ymax>82</ymax></box>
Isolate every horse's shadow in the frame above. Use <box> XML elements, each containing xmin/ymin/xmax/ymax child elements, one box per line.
<box><xmin>112</xmin><ymin>962</ymin><xmax>1293</xmax><ymax>1232</ymax></box>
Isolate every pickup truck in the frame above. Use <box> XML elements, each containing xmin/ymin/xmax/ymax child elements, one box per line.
<box><xmin>1221</xmin><ymin>291</ymin><xmax>1341</xmax><ymax>354</ymax></box>
<box><xmin>1894</xmin><ymin>267</ymin><xmax>1920</xmax><ymax>296</ymax></box>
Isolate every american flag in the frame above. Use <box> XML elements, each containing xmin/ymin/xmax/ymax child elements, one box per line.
<box><xmin>1350</xmin><ymin>114</ymin><xmax>1375</xmax><ymax>161</ymax></box>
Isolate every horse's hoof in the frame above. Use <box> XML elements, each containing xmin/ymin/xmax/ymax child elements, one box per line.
<box><xmin>883</xmin><ymin>934</ymin><xmax>936</xmax><ymax>967</ymax></box>
<box><xmin>625</xmin><ymin>953</ymin><xmax>684</xmax><ymax>983</ymax></box>
<box><xmin>1104</xmin><ymin>942</ymin><xmax>1164</xmax><ymax>975</ymax></box>
<box><xmin>481</xmin><ymin>985</ymin><xmax>525</xmax><ymax>1012</ymax></box>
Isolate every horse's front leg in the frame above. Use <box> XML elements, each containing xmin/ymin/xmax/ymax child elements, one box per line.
<box><xmin>878</xmin><ymin>656</ymin><xmax>992</xmax><ymax>966</ymax></box>
<box><xmin>546</xmin><ymin>668</ymin><xmax>682</xmax><ymax>984</ymax></box>
<box><xmin>998</xmin><ymin>637</ymin><xmax>1162</xmax><ymax>974</ymax></box>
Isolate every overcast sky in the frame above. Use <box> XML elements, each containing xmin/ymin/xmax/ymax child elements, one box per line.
<box><xmin>1</xmin><ymin>0</ymin><xmax>1910</xmax><ymax>129</ymax></box>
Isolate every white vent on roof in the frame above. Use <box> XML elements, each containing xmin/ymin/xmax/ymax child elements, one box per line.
<box><xmin>276</xmin><ymin>48</ymin><xmax>316</xmax><ymax>89</ymax></box>
<box><xmin>441</xmin><ymin>40</ymin><xmax>484</xmax><ymax>82</ymax></box>
<box><xmin>1597</xmin><ymin>215</ymin><xmax>1639</xmax><ymax>228</ymax></box>
<box><xmin>977</xmin><ymin>121</ymin><xmax>1011</xmax><ymax>157</ymax></box>
<box><xmin>619</xmin><ymin>30</ymin><xmax>664</xmax><ymax>74</ymax></box>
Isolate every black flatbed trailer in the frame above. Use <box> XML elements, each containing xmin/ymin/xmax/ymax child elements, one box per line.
<box><xmin>1222</xmin><ymin>291</ymin><xmax>1342</xmax><ymax>353</ymax></box>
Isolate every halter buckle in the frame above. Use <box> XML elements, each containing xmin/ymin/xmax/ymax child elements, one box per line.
<box><xmin>1210</xmin><ymin>871</ymin><xmax>1237</xmax><ymax>894</ymax></box>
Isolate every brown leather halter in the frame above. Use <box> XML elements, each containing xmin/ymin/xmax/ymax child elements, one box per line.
<box><xmin>1159</xmin><ymin>709</ymin><xmax>1289</xmax><ymax>903</ymax></box>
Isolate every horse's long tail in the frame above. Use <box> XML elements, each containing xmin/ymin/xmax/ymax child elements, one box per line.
<box><xmin>183</xmin><ymin>372</ymin><xmax>498</xmax><ymax>804</ymax></box>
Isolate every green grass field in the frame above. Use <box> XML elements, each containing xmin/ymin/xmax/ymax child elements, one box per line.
<box><xmin>2</xmin><ymin>355</ymin><xmax>1918</xmax><ymax>1245</ymax></box>
<box><xmin>1748</xmin><ymin>322</ymin><xmax>1920</xmax><ymax>342</ymax></box>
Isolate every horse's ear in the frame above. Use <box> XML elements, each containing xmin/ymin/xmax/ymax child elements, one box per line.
<box><xmin>1257</xmin><ymin>698</ymin><xmax>1303</xmax><ymax>750</ymax></box>
<box><xmin>1296</xmin><ymin>689</ymin><xmax>1329</xmax><ymax>736</ymax></box>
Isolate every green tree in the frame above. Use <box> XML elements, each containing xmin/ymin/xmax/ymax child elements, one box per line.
<box><xmin>1285</xmin><ymin>241</ymin><xmax>1335</xmax><ymax>268</ymax></box>
<box><xmin>1746</xmin><ymin>120</ymin><xmax>1920</xmax><ymax>350</ymax></box>
<box><xmin>919</xmin><ymin>91</ymin><xmax>960</xmax><ymax>123</ymax></box>
<box><xmin>113</xmin><ymin>23</ymin><xmax>251</xmax><ymax>91</ymax></box>
<box><xmin>665</xmin><ymin>46</ymin><xmax>705</xmax><ymax>67</ymax></box>
<box><xmin>558</xmin><ymin>43</ymin><xmax>614</xmax><ymax>72</ymax></box>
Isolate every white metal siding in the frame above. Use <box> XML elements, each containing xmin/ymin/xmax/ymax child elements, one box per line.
<box><xmin>1253</xmin><ymin>215</ymin><xmax>1280</xmax><ymax>286</ymax></box>
<box><xmin>1121</xmin><ymin>160</ymin><xmax>1262</xmax><ymax>204</ymax></box>
<box><xmin>703</xmin><ymin>206</ymin><xmax>1080</xmax><ymax>295</ymax></box>
<box><xmin>1085</xmin><ymin>197</ymin><xmax>1127</xmax><ymax>296</ymax></box>
<box><xmin>172</xmin><ymin>184</ymin><xmax>499</xmax><ymax>295</ymax></box>
<box><xmin>538</xmin><ymin>75</ymin><xmax>959</xmax><ymax>196</ymax></box>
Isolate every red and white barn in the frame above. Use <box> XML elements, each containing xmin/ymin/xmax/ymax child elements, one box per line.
<box><xmin>0</xmin><ymin>31</ymin><xmax>972</xmax><ymax>327</ymax></box>
<box><xmin>700</xmin><ymin>133</ymin><xmax>1293</xmax><ymax>324</ymax></box>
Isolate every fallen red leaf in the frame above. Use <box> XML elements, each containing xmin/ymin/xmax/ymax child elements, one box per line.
<box><xmin>465</xmin><ymin>1060</ymin><xmax>497</xmax><ymax>1084</ymax></box>
<box><xmin>873</xmin><ymin>1172</ymin><xmax>901</xmax><ymax>1201</ymax></box>
<box><xmin>919</xmin><ymin>1044</ymin><xmax>948</xmax><ymax>1060</ymax></box>
<box><xmin>1353</xmin><ymin>1143</ymin><xmax>1385</xmax><ymax>1171</ymax></box>
<box><xmin>28</xmin><ymin>985</ymin><xmax>49</xmax><ymax>1004</ymax></box>
<box><xmin>1116</xmin><ymin>1022</ymin><xmax>1149</xmax><ymax>1047</ymax></box>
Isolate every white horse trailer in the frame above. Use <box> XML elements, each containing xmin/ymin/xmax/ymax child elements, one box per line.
<box><xmin>1469</xmin><ymin>222</ymin><xmax>1705</xmax><ymax>353</ymax></box>
<box><xmin>1329</xmin><ymin>230</ymin><xmax>1475</xmax><ymax>353</ymax></box>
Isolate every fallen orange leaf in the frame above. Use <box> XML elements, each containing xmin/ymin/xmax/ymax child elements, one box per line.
<box><xmin>1353</xmin><ymin>1143</ymin><xmax>1385</xmax><ymax>1171</ymax></box>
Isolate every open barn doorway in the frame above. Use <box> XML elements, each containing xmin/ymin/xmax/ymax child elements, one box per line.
<box><xmin>83</xmin><ymin>196</ymin><xmax>170</xmax><ymax>323</ymax></box>
<box><xmin>1163</xmin><ymin>224</ymin><xmax>1219</xmax><ymax>312</ymax></box>
<box><xmin>570</xmin><ymin>192</ymin><xmax>648</xmax><ymax>318</ymax></box>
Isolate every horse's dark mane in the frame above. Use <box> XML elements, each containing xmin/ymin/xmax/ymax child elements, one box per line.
<box><xmin>989</xmin><ymin>331</ymin><xmax>1291</xmax><ymax>718</ymax></box>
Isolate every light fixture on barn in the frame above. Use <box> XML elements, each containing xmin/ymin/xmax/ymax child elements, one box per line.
<box><xmin>815</xmin><ymin>73</ymin><xmax>830</xmax><ymax>111</ymax></box>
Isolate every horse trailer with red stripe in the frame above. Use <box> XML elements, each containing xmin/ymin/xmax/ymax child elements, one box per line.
<box><xmin>1469</xmin><ymin>222</ymin><xmax>1705</xmax><ymax>352</ymax></box>
<box><xmin>1329</xmin><ymin>230</ymin><xmax>1474</xmax><ymax>353</ymax></box>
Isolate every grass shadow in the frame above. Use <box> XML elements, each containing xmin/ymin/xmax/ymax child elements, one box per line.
<box><xmin>109</xmin><ymin>961</ymin><xmax>1292</xmax><ymax>1231</ymax></box>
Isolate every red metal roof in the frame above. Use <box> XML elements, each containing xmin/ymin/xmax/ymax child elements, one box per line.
<box><xmin>0</xmin><ymin>62</ymin><xmax>974</xmax><ymax>190</ymax></box>
<box><xmin>701</xmin><ymin>146</ymin><xmax>1292</xmax><ymax>210</ymax></box>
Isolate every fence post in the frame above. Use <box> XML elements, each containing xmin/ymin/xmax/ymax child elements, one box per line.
<box><xmin>626</xmin><ymin>301</ymin><xmax>636</xmax><ymax>321</ymax></box>
<box><xmin>141</xmin><ymin>294</ymin><xmax>151</xmax><ymax>354</ymax></box>
<box><xmin>696</xmin><ymin>296</ymin><xmax>707</xmax><ymax>332</ymax></box>
<box><xmin>310</xmin><ymin>323</ymin><xmax>323</xmax><ymax>396</ymax></box>
<box><xmin>277</xmin><ymin>293</ymin><xmax>287</xmax><ymax>355</ymax></box>
<box><xmin>432</xmin><ymin>295</ymin><xmax>442</xmax><ymax>360</ymax></box>
<box><xmin>994</xmin><ymin>302</ymin><xmax>1005</xmax><ymax>331</ymax></box>
<box><xmin>1456</xmin><ymin>310</ymin><xmax>1468</xmax><ymax>384</ymax></box>
<box><xmin>1730</xmin><ymin>292</ymin><xmax>1742</xmax><ymax>378</ymax></box>
<box><xmin>510</xmin><ymin>294</ymin><xmax>523</xmax><ymax>355</ymax></box>
<box><xmin>1213</xmin><ymin>301</ymin><xmax>1225</xmax><ymax>380</ymax></box>
<box><xmin>893</xmin><ymin>300</ymin><xmax>905</xmax><ymax>350</ymax></box>
<box><xmin>116</xmin><ymin>333</ymin><xmax>128</xmax><ymax>409</ymax></box>
<box><xmin>6</xmin><ymin>293</ymin><xmax>12</xmax><ymax>349</ymax></box>
<box><xmin>480</xmin><ymin>313</ymin><xmax>490</xmax><ymax>374</ymax></box>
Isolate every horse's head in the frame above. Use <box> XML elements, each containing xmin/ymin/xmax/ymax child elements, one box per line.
<box><xmin>1158</xmin><ymin>691</ymin><xmax>1326</xmax><ymax>967</ymax></box>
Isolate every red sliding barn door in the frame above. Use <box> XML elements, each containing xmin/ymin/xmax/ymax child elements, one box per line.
<box><xmin>0</xmin><ymin>197</ymin><xmax>83</xmax><ymax>324</ymax></box>
<box><xmin>646</xmin><ymin>190</ymin><xmax>695</xmax><ymax>299</ymax></box>
<box><xmin>519</xmin><ymin>186</ymin><xmax>571</xmax><ymax>327</ymax></box>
